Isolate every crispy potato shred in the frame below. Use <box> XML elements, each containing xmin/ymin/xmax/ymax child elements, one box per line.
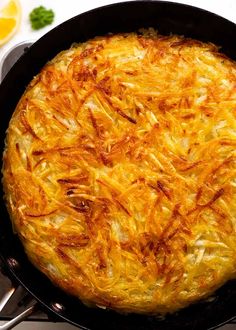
<box><xmin>3</xmin><ymin>29</ymin><xmax>236</xmax><ymax>314</ymax></box>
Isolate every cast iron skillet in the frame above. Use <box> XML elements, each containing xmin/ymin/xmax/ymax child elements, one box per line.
<box><xmin>1</xmin><ymin>1</ymin><xmax>236</xmax><ymax>329</ymax></box>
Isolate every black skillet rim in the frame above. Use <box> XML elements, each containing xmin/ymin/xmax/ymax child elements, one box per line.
<box><xmin>1</xmin><ymin>1</ymin><xmax>236</xmax><ymax>329</ymax></box>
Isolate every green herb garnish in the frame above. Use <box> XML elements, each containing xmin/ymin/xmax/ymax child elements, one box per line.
<box><xmin>29</xmin><ymin>6</ymin><xmax>55</xmax><ymax>30</ymax></box>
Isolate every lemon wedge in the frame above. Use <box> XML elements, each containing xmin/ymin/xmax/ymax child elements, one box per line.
<box><xmin>0</xmin><ymin>0</ymin><xmax>21</xmax><ymax>46</ymax></box>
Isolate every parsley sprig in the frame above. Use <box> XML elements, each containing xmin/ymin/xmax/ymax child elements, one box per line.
<box><xmin>29</xmin><ymin>6</ymin><xmax>55</xmax><ymax>30</ymax></box>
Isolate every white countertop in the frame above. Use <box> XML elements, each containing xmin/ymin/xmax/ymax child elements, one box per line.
<box><xmin>0</xmin><ymin>0</ymin><xmax>236</xmax><ymax>62</ymax></box>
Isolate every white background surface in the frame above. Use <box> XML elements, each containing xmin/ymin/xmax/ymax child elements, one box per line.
<box><xmin>0</xmin><ymin>0</ymin><xmax>236</xmax><ymax>329</ymax></box>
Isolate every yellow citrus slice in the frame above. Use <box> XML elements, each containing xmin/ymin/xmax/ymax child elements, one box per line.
<box><xmin>0</xmin><ymin>0</ymin><xmax>21</xmax><ymax>46</ymax></box>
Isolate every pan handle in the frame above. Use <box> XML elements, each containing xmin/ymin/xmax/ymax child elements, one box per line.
<box><xmin>0</xmin><ymin>304</ymin><xmax>36</xmax><ymax>330</ymax></box>
<box><xmin>228</xmin><ymin>318</ymin><xmax>236</xmax><ymax>324</ymax></box>
<box><xmin>0</xmin><ymin>258</ymin><xmax>38</xmax><ymax>329</ymax></box>
<box><xmin>0</xmin><ymin>277</ymin><xmax>38</xmax><ymax>330</ymax></box>
<box><xmin>0</xmin><ymin>287</ymin><xmax>16</xmax><ymax>313</ymax></box>
<box><xmin>0</xmin><ymin>40</ymin><xmax>34</xmax><ymax>82</ymax></box>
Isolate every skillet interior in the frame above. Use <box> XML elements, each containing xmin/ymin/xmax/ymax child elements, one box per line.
<box><xmin>1</xmin><ymin>1</ymin><xmax>236</xmax><ymax>329</ymax></box>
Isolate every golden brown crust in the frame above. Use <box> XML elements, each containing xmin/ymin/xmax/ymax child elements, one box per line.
<box><xmin>2</xmin><ymin>29</ymin><xmax>236</xmax><ymax>314</ymax></box>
